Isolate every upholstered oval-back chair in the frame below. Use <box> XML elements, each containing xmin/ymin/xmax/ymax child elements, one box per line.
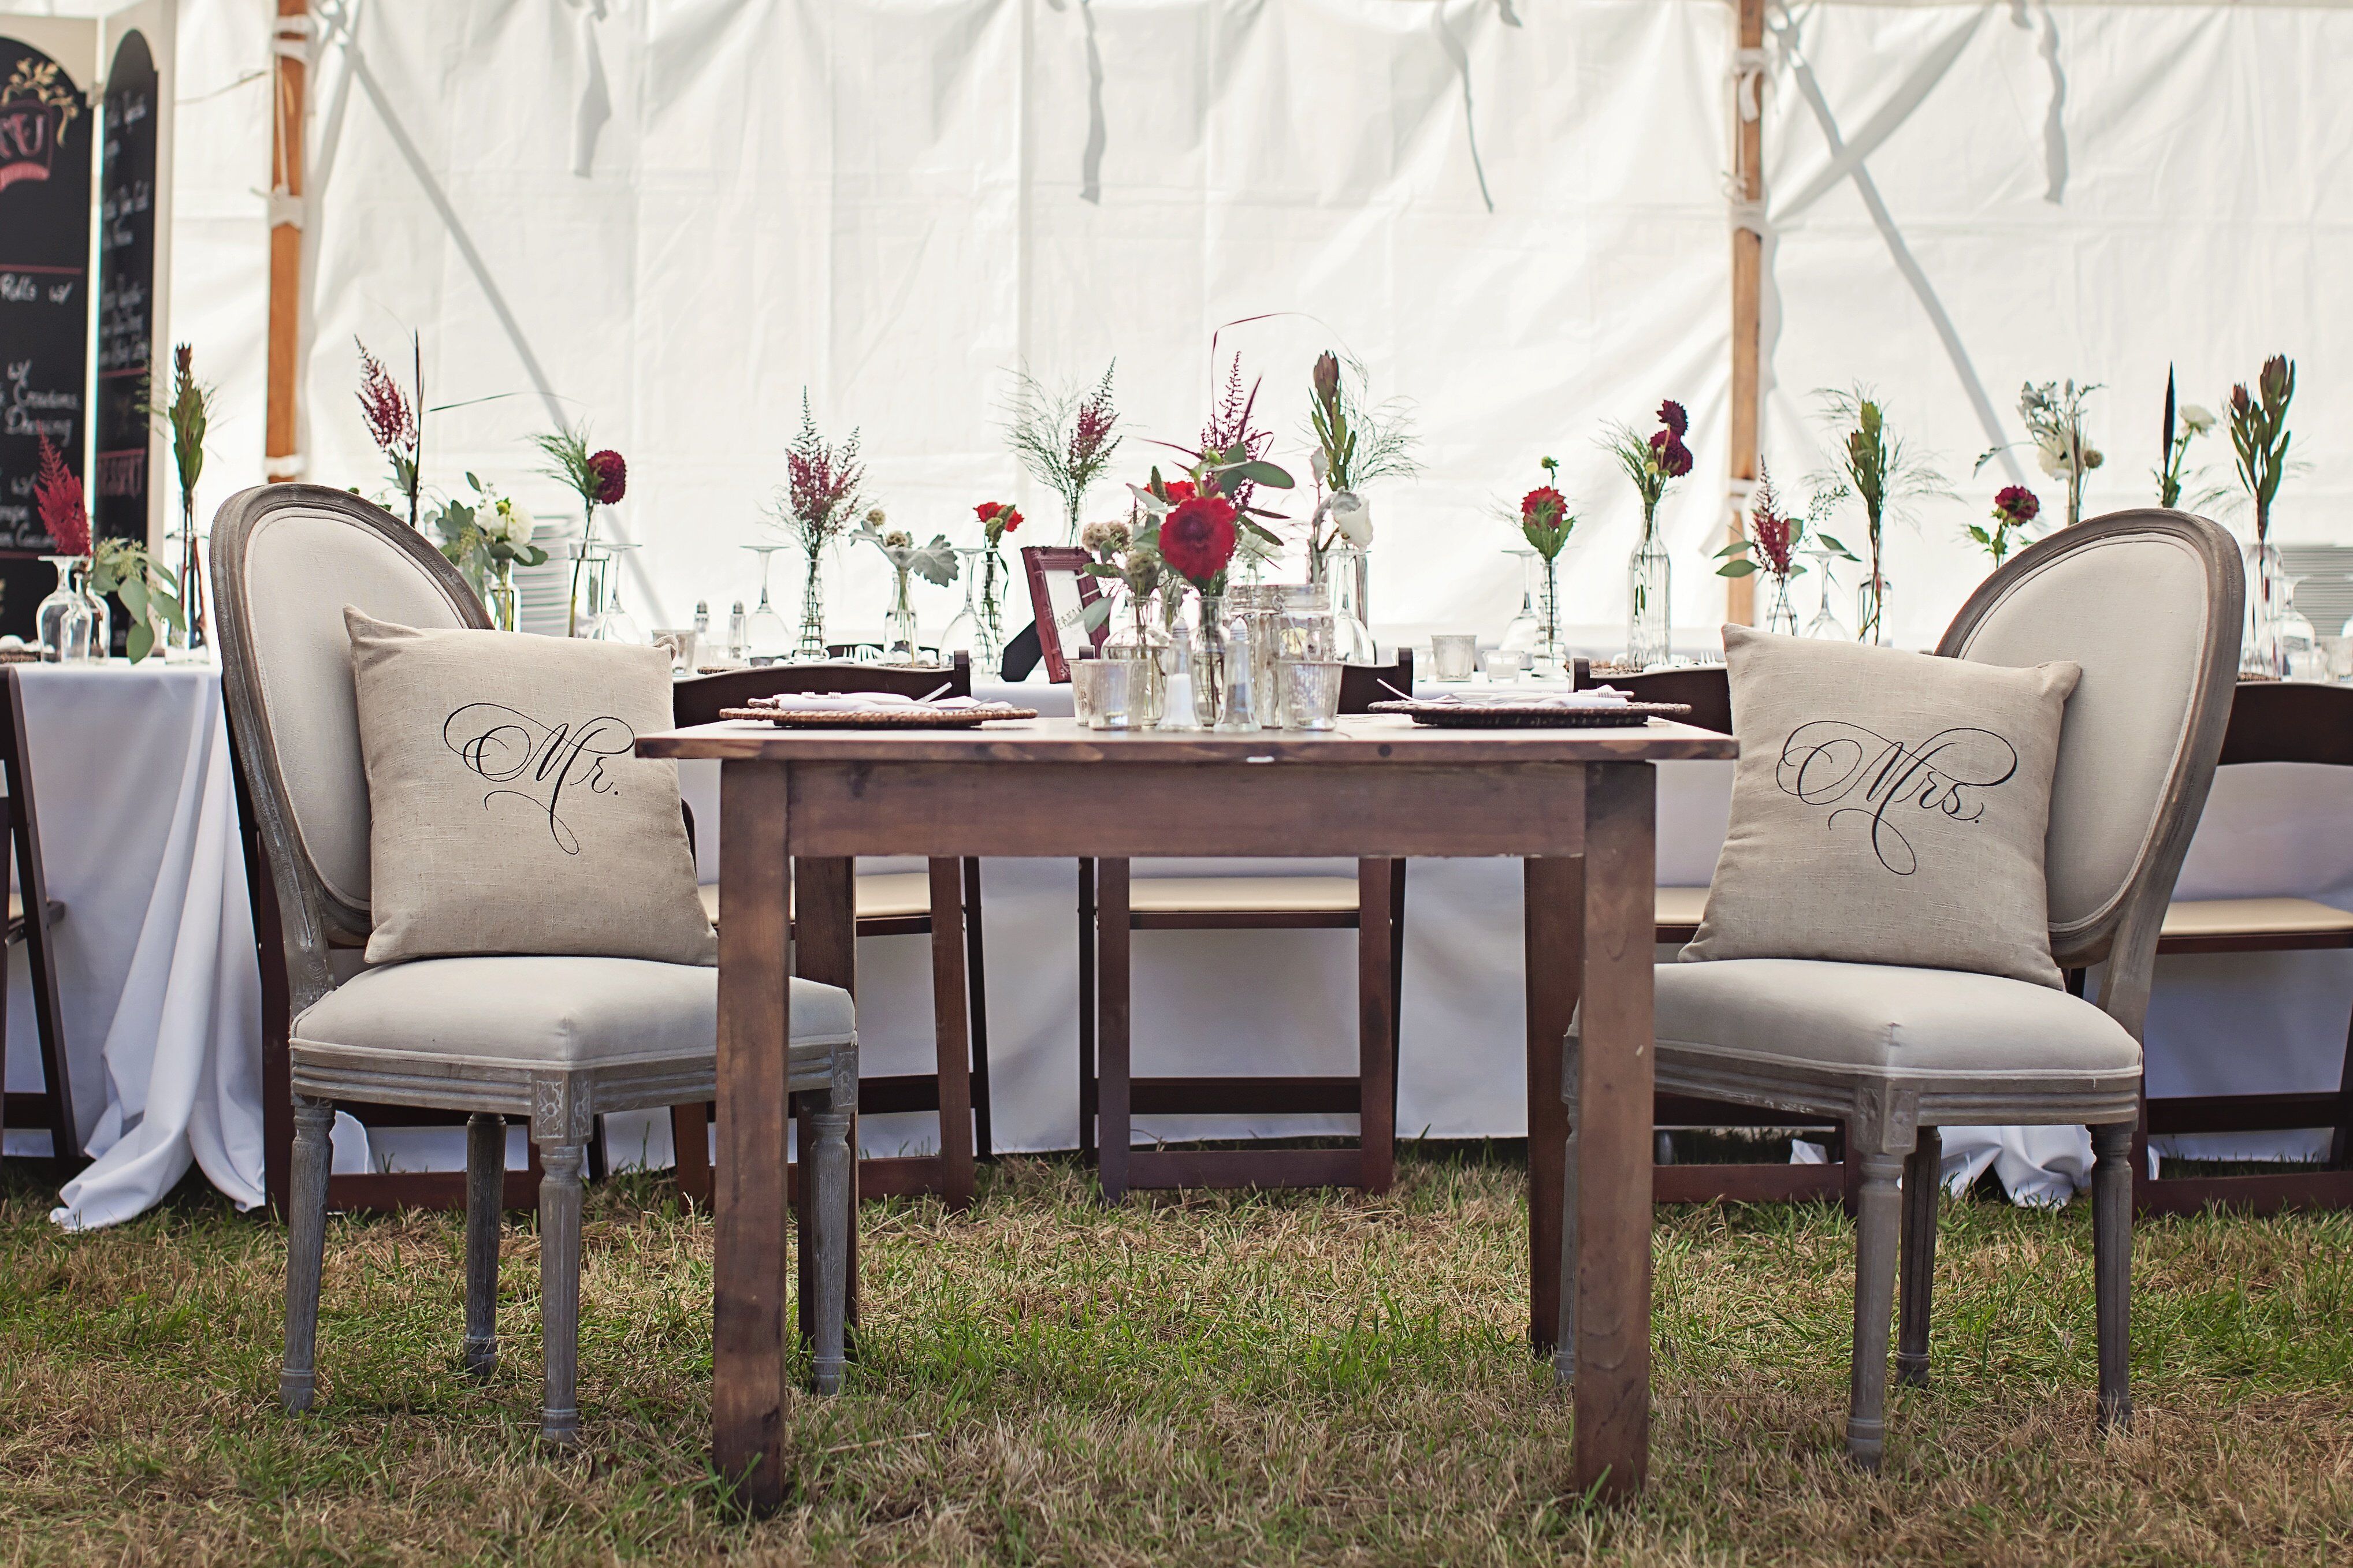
<box><xmin>1563</xmin><ymin>509</ymin><xmax>2243</xmax><ymax>1469</ymax></box>
<box><xmin>211</xmin><ymin>485</ymin><xmax>859</xmax><ymax>1442</ymax></box>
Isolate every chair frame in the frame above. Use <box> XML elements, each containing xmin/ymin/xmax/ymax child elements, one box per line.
<box><xmin>0</xmin><ymin>668</ymin><xmax>73</xmax><ymax>1171</ymax></box>
<box><xmin>1079</xmin><ymin>653</ymin><xmax>1412</xmax><ymax>1196</ymax></box>
<box><xmin>213</xmin><ymin>484</ymin><xmax>857</xmax><ymax>1440</ymax></box>
<box><xmin>2136</xmin><ymin>680</ymin><xmax>2353</xmax><ymax>1214</ymax></box>
<box><xmin>668</xmin><ymin>655</ymin><xmax>994</xmax><ymax>1207</ymax></box>
<box><xmin>1566</xmin><ymin>510</ymin><xmax>2244</xmax><ymax>1468</ymax></box>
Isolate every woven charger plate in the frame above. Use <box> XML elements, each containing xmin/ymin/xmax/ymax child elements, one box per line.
<box><xmin>1367</xmin><ymin>699</ymin><xmax>1692</xmax><ymax>729</ymax></box>
<box><xmin>719</xmin><ymin>703</ymin><xmax>1039</xmax><ymax>729</ymax></box>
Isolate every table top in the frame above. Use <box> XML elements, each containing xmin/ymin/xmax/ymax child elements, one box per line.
<box><xmin>637</xmin><ymin>713</ymin><xmax>1738</xmax><ymax>765</ymax></box>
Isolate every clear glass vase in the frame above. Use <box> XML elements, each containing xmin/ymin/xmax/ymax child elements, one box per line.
<box><xmin>1190</xmin><ymin>592</ymin><xmax>1232</xmax><ymax>729</ymax></box>
<box><xmin>2242</xmin><ymin>539</ymin><xmax>2285</xmax><ymax>679</ymax></box>
<box><xmin>1856</xmin><ymin>568</ymin><xmax>1894</xmax><ymax>648</ymax></box>
<box><xmin>2279</xmin><ymin>575</ymin><xmax>2322</xmax><ymax>680</ymax></box>
<box><xmin>1309</xmin><ymin>541</ymin><xmax>1378</xmax><ymax>665</ymax></box>
<box><xmin>485</xmin><ymin>557</ymin><xmax>519</xmax><ymax>632</ymax></box>
<box><xmin>977</xmin><ymin>548</ymin><xmax>1010</xmax><ymax>673</ymax></box>
<box><xmin>172</xmin><ymin>502</ymin><xmax>208</xmax><ymax>657</ymax></box>
<box><xmin>37</xmin><ymin>557</ymin><xmax>105</xmax><ymax>663</ymax></box>
<box><xmin>1103</xmin><ymin>591</ymin><xmax>1170</xmax><ymax>728</ymax></box>
<box><xmin>1763</xmin><ymin>572</ymin><xmax>1800</xmax><ymax>637</ymax></box>
<box><xmin>794</xmin><ymin>546</ymin><xmax>828</xmax><ymax>661</ymax></box>
<box><xmin>883</xmin><ymin>566</ymin><xmax>921</xmax><ymax>664</ymax></box>
<box><xmin>1626</xmin><ymin>527</ymin><xmax>1671</xmax><ymax>669</ymax></box>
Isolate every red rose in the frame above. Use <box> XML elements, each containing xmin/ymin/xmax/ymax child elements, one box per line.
<box><xmin>975</xmin><ymin>501</ymin><xmax>1001</xmax><ymax>523</ymax></box>
<box><xmin>1521</xmin><ymin>486</ymin><xmax>1567</xmax><ymax>526</ymax></box>
<box><xmin>1658</xmin><ymin>400</ymin><xmax>1689</xmax><ymax>438</ymax></box>
<box><xmin>587</xmin><ymin>449</ymin><xmax>627</xmax><ymax>506</ymax></box>
<box><xmin>999</xmin><ymin>505</ymin><xmax>1022</xmax><ymax>534</ymax></box>
<box><xmin>1158</xmin><ymin>493</ymin><xmax>1239</xmax><ymax>586</ymax></box>
<box><xmin>1161</xmin><ymin>479</ymin><xmax>1198</xmax><ymax>505</ymax></box>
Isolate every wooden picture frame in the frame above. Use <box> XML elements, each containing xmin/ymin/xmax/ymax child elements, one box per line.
<box><xmin>1021</xmin><ymin>546</ymin><xmax>1109</xmax><ymax>684</ymax></box>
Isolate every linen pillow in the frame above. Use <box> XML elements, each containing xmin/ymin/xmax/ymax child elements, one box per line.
<box><xmin>1683</xmin><ymin>624</ymin><xmax>2081</xmax><ymax>988</ymax></box>
<box><xmin>344</xmin><ymin>608</ymin><xmax>715</xmax><ymax>967</ymax></box>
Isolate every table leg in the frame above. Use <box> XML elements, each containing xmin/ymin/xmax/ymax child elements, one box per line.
<box><xmin>712</xmin><ymin>761</ymin><xmax>793</xmax><ymax>1511</ymax></box>
<box><xmin>1523</xmin><ymin>855</ymin><xmax>1582</xmax><ymax>1355</ymax></box>
<box><xmin>1097</xmin><ymin>858</ymin><xmax>1132</xmax><ymax>1202</ymax></box>
<box><xmin>927</xmin><ymin>858</ymin><xmax>977</xmax><ymax>1208</ymax></box>
<box><xmin>1358</xmin><ymin>858</ymin><xmax>1397</xmax><ymax>1193</ymax></box>
<box><xmin>1571</xmin><ymin>761</ymin><xmax>1656</xmax><ymax>1500</ymax></box>
<box><xmin>794</xmin><ymin>856</ymin><xmax>858</xmax><ymax>1355</ymax></box>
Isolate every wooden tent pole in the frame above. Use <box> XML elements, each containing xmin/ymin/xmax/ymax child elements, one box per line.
<box><xmin>265</xmin><ymin>0</ymin><xmax>308</xmax><ymax>482</ymax></box>
<box><xmin>1726</xmin><ymin>0</ymin><xmax>1765</xmax><ymax>626</ymax></box>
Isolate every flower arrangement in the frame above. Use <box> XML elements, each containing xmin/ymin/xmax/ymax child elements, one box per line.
<box><xmin>771</xmin><ymin>392</ymin><xmax>867</xmax><ymax>657</ymax></box>
<box><xmin>2156</xmin><ymin>366</ymin><xmax>2217</xmax><ymax>510</ymax></box>
<box><xmin>1003</xmin><ymin>363</ymin><xmax>1121</xmax><ymax>543</ymax></box>
<box><xmin>854</xmin><ymin>513</ymin><xmax>959</xmax><ymax>663</ymax></box>
<box><xmin>1305</xmin><ymin>349</ymin><xmax>1416</xmax><ymax>554</ymax></box>
<box><xmin>1978</xmin><ymin>379</ymin><xmax>2101</xmax><ymax>528</ymax></box>
<box><xmin>1715</xmin><ymin>461</ymin><xmax>1843</xmax><ymax>634</ymax></box>
<box><xmin>356</xmin><ymin>335</ymin><xmax>423</xmax><ymax>531</ymax></box>
<box><xmin>435</xmin><ymin>475</ymin><xmax>549</xmax><ymax>628</ymax></box>
<box><xmin>1975</xmin><ymin>485</ymin><xmax>2041</xmax><ymax>567</ymax></box>
<box><xmin>1515</xmin><ymin>458</ymin><xmax>1578</xmax><ymax>658</ymax></box>
<box><xmin>1815</xmin><ymin>387</ymin><xmax>1944</xmax><ymax>647</ymax></box>
<box><xmin>38</xmin><ymin>434</ymin><xmax>183</xmax><ymax>661</ymax></box>
<box><xmin>2227</xmin><ymin>353</ymin><xmax>2297</xmax><ymax>677</ymax></box>
<box><xmin>1604</xmin><ymin>400</ymin><xmax>1694</xmax><ymax>541</ymax></box>
<box><xmin>973</xmin><ymin>501</ymin><xmax>1024</xmax><ymax>659</ymax></box>
<box><xmin>535</xmin><ymin>421</ymin><xmax>628</xmax><ymax>636</ymax></box>
<box><xmin>148</xmin><ymin>344</ymin><xmax>218</xmax><ymax>652</ymax></box>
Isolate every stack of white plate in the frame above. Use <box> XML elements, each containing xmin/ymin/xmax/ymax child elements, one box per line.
<box><xmin>515</xmin><ymin>512</ymin><xmax>585</xmax><ymax>636</ymax></box>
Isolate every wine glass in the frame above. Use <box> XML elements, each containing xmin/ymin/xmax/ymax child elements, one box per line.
<box><xmin>1801</xmin><ymin>545</ymin><xmax>1848</xmax><ymax>640</ymax></box>
<box><xmin>741</xmin><ymin>545</ymin><xmax>794</xmax><ymax>663</ymax></box>
<box><xmin>588</xmin><ymin>543</ymin><xmax>645</xmax><ymax>645</ymax></box>
<box><xmin>2279</xmin><ymin>573</ymin><xmax>2322</xmax><ymax>680</ymax></box>
<box><xmin>940</xmin><ymin>547</ymin><xmax>986</xmax><ymax>663</ymax></box>
<box><xmin>1498</xmin><ymin>548</ymin><xmax>1540</xmax><ymax>653</ymax></box>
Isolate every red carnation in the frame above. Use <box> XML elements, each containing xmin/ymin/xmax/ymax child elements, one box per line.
<box><xmin>1649</xmin><ymin>430</ymin><xmax>1694</xmax><ymax>478</ymax></box>
<box><xmin>975</xmin><ymin>501</ymin><xmax>1001</xmax><ymax>523</ymax></box>
<box><xmin>999</xmin><ymin>506</ymin><xmax>1022</xmax><ymax>534</ymax></box>
<box><xmin>1158</xmin><ymin>493</ymin><xmax>1239</xmax><ymax>586</ymax></box>
<box><xmin>586</xmin><ymin>449</ymin><xmax>627</xmax><ymax>506</ymax></box>
<box><xmin>1521</xmin><ymin>486</ymin><xmax>1567</xmax><ymax>526</ymax></box>
<box><xmin>1993</xmin><ymin>485</ymin><xmax>2040</xmax><ymax>526</ymax></box>
<box><xmin>34</xmin><ymin>434</ymin><xmax>90</xmax><ymax>558</ymax></box>
<box><xmin>1658</xmin><ymin>400</ymin><xmax>1689</xmax><ymax>438</ymax></box>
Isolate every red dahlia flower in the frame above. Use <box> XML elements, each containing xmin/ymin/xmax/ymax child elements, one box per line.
<box><xmin>1158</xmin><ymin>493</ymin><xmax>1239</xmax><ymax>586</ymax></box>
<box><xmin>1649</xmin><ymin>429</ymin><xmax>1694</xmax><ymax>478</ymax></box>
<box><xmin>1659</xmin><ymin>400</ymin><xmax>1689</xmax><ymax>438</ymax></box>
<box><xmin>1521</xmin><ymin>486</ymin><xmax>1567</xmax><ymax>527</ymax></box>
<box><xmin>1993</xmin><ymin>485</ymin><xmax>2039</xmax><ymax>526</ymax></box>
<box><xmin>587</xmin><ymin>449</ymin><xmax>627</xmax><ymax>506</ymax></box>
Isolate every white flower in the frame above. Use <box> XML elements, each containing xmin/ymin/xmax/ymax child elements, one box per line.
<box><xmin>482</xmin><ymin>494</ymin><xmax>534</xmax><ymax>546</ymax></box>
<box><xmin>2035</xmin><ymin>440</ymin><xmax>2069</xmax><ymax>479</ymax></box>
<box><xmin>1328</xmin><ymin>490</ymin><xmax>1374</xmax><ymax>548</ymax></box>
<box><xmin>2181</xmin><ymin>403</ymin><xmax>2217</xmax><ymax>435</ymax></box>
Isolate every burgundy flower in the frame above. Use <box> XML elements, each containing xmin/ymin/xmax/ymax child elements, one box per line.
<box><xmin>1658</xmin><ymin>400</ymin><xmax>1689</xmax><ymax>438</ymax></box>
<box><xmin>1521</xmin><ymin>486</ymin><xmax>1567</xmax><ymax>527</ymax></box>
<box><xmin>586</xmin><ymin>449</ymin><xmax>627</xmax><ymax>506</ymax></box>
<box><xmin>34</xmin><ymin>434</ymin><xmax>90</xmax><ymax>558</ymax></box>
<box><xmin>1993</xmin><ymin>485</ymin><xmax>2040</xmax><ymax>526</ymax></box>
<box><xmin>1158</xmin><ymin>493</ymin><xmax>1239</xmax><ymax>586</ymax></box>
<box><xmin>355</xmin><ymin>340</ymin><xmax>415</xmax><ymax>457</ymax></box>
<box><xmin>1649</xmin><ymin>430</ymin><xmax>1694</xmax><ymax>478</ymax></box>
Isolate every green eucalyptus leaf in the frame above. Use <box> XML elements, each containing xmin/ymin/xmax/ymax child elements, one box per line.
<box><xmin>120</xmin><ymin>576</ymin><xmax>150</xmax><ymax>619</ymax></box>
<box><xmin>1220</xmin><ymin>459</ymin><xmax>1296</xmax><ymax>490</ymax></box>
<box><xmin>1717</xmin><ymin>559</ymin><xmax>1758</xmax><ymax>578</ymax></box>
<box><xmin>126</xmin><ymin>620</ymin><xmax>154</xmax><ymax>664</ymax></box>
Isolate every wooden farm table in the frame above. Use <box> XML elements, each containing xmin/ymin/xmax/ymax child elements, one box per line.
<box><xmin>637</xmin><ymin>714</ymin><xmax>1738</xmax><ymax>1510</ymax></box>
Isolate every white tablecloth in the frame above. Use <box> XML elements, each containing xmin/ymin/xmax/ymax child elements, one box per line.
<box><xmin>18</xmin><ymin>665</ymin><xmax>2348</xmax><ymax>1220</ymax></box>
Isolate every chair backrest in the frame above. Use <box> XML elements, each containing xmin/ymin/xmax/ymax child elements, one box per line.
<box><xmin>1339</xmin><ymin>649</ymin><xmax>1412</xmax><ymax>715</ymax></box>
<box><xmin>1936</xmin><ymin>510</ymin><xmax>2242</xmax><ymax>1001</ymax></box>
<box><xmin>672</xmin><ymin>652</ymin><xmax>974</xmax><ymax>726</ymax></box>
<box><xmin>2217</xmin><ymin>681</ymin><xmax>2353</xmax><ymax>769</ymax></box>
<box><xmin>212</xmin><ymin>486</ymin><xmax>486</xmax><ymax>988</ymax></box>
<box><xmin>1612</xmin><ymin>665</ymin><xmax>1732</xmax><ymax>736</ymax></box>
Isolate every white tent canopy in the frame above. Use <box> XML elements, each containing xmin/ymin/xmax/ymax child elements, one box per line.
<box><xmin>17</xmin><ymin>0</ymin><xmax>2346</xmax><ymax>652</ymax></box>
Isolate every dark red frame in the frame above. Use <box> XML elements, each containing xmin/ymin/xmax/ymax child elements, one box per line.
<box><xmin>1021</xmin><ymin>546</ymin><xmax>1109</xmax><ymax>683</ymax></box>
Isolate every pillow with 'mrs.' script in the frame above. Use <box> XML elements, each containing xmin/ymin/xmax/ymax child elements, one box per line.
<box><xmin>344</xmin><ymin>609</ymin><xmax>714</xmax><ymax>967</ymax></box>
<box><xmin>1683</xmin><ymin>624</ymin><xmax>2081</xmax><ymax>988</ymax></box>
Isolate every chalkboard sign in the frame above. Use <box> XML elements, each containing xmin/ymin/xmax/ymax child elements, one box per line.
<box><xmin>0</xmin><ymin>35</ymin><xmax>92</xmax><ymax>637</ymax></box>
<box><xmin>95</xmin><ymin>28</ymin><xmax>158</xmax><ymax>554</ymax></box>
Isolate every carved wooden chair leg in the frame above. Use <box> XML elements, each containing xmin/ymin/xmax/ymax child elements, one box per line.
<box><xmin>2091</xmin><ymin>1120</ymin><xmax>2133</xmax><ymax>1432</ymax></box>
<box><xmin>808</xmin><ymin>1051</ymin><xmax>857</xmax><ymax>1395</ymax></box>
<box><xmin>463</xmin><ymin>1113</ymin><xmax>504</xmax><ymax>1379</ymax></box>
<box><xmin>1847</xmin><ymin>1151</ymin><xmax>1905</xmax><ymax>1470</ymax></box>
<box><xmin>1896</xmin><ymin>1126</ymin><xmax>1941</xmax><ymax>1388</ymax></box>
<box><xmin>533</xmin><ymin>1104</ymin><xmax>588</xmax><ymax>1446</ymax></box>
<box><xmin>281</xmin><ymin>1095</ymin><xmax>335</xmax><ymax>1414</ymax></box>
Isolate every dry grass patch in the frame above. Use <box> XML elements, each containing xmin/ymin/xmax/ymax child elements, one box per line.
<box><xmin>1</xmin><ymin>1148</ymin><xmax>2348</xmax><ymax>1565</ymax></box>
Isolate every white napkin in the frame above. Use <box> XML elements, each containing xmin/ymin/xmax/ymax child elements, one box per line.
<box><xmin>743</xmin><ymin>691</ymin><xmax>982</xmax><ymax>713</ymax></box>
<box><xmin>1421</xmin><ymin>686</ymin><xmax>1631</xmax><ymax>709</ymax></box>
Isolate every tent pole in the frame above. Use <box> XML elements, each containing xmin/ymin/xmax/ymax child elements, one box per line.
<box><xmin>266</xmin><ymin>1</ymin><xmax>308</xmax><ymax>482</ymax></box>
<box><xmin>1726</xmin><ymin>0</ymin><xmax>1765</xmax><ymax>627</ymax></box>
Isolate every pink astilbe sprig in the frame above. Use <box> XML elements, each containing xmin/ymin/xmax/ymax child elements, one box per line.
<box><xmin>777</xmin><ymin>390</ymin><xmax>869</xmax><ymax>552</ymax></box>
<box><xmin>34</xmin><ymin>434</ymin><xmax>90</xmax><ymax>558</ymax></box>
<box><xmin>355</xmin><ymin>341</ymin><xmax>415</xmax><ymax>455</ymax></box>
<box><xmin>1002</xmin><ymin>360</ymin><xmax>1122</xmax><ymax>542</ymax></box>
<box><xmin>1070</xmin><ymin>373</ymin><xmax>1118</xmax><ymax>483</ymax></box>
<box><xmin>1749</xmin><ymin>465</ymin><xmax>1797</xmax><ymax>575</ymax></box>
<box><xmin>1199</xmin><ymin>353</ymin><xmax>1273</xmax><ymax>516</ymax></box>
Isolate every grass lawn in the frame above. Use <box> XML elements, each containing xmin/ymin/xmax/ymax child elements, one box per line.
<box><xmin>1</xmin><ymin>1146</ymin><xmax>2349</xmax><ymax>1566</ymax></box>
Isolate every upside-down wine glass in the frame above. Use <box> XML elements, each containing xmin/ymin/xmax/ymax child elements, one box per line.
<box><xmin>741</xmin><ymin>545</ymin><xmax>795</xmax><ymax>662</ymax></box>
<box><xmin>587</xmin><ymin>542</ymin><xmax>645</xmax><ymax>645</ymax></box>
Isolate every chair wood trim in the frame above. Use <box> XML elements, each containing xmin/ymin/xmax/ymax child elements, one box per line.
<box><xmin>0</xmin><ymin>669</ymin><xmax>74</xmax><ymax>1169</ymax></box>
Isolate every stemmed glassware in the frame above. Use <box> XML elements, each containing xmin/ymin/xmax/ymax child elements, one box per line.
<box><xmin>941</xmin><ymin>547</ymin><xmax>987</xmax><ymax>665</ymax></box>
<box><xmin>586</xmin><ymin>543</ymin><xmax>645</xmax><ymax>644</ymax></box>
<box><xmin>2278</xmin><ymin>573</ymin><xmax>2321</xmax><ymax>680</ymax></box>
<box><xmin>741</xmin><ymin>545</ymin><xmax>796</xmax><ymax>662</ymax></box>
<box><xmin>1498</xmin><ymin>548</ymin><xmax>1540</xmax><ymax>654</ymax></box>
<box><xmin>1801</xmin><ymin>543</ymin><xmax>1849</xmax><ymax>640</ymax></box>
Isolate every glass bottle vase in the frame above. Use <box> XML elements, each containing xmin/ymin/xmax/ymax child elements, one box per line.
<box><xmin>37</xmin><ymin>557</ymin><xmax>104</xmax><ymax>663</ymax></box>
<box><xmin>1625</xmin><ymin>528</ymin><xmax>1671</xmax><ymax>670</ymax></box>
<box><xmin>173</xmin><ymin>504</ymin><xmax>208</xmax><ymax>656</ymax></box>
<box><xmin>1762</xmin><ymin>572</ymin><xmax>1800</xmax><ymax>637</ymax></box>
<box><xmin>883</xmin><ymin>565</ymin><xmax>921</xmax><ymax>664</ymax></box>
<box><xmin>2241</xmin><ymin>539</ymin><xmax>2285</xmax><ymax>679</ymax></box>
<box><xmin>1103</xmin><ymin>591</ymin><xmax>1170</xmax><ymax>729</ymax></box>
<box><xmin>1189</xmin><ymin>593</ymin><xmax>1231</xmax><ymax>729</ymax></box>
<box><xmin>1856</xmin><ymin>569</ymin><xmax>1895</xmax><ymax>648</ymax></box>
<box><xmin>1309</xmin><ymin>541</ymin><xmax>1378</xmax><ymax>665</ymax></box>
<box><xmin>975</xmin><ymin>548</ymin><xmax>1008</xmax><ymax>673</ymax></box>
<box><xmin>485</xmin><ymin>557</ymin><xmax>520</xmax><ymax>632</ymax></box>
<box><xmin>794</xmin><ymin>546</ymin><xmax>828</xmax><ymax>661</ymax></box>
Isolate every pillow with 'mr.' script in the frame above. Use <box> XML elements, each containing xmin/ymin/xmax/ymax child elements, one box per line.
<box><xmin>1683</xmin><ymin>624</ymin><xmax>2080</xmax><ymax>988</ymax></box>
<box><xmin>344</xmin><ymin>608</ymin><xmax>714</xmax><ymax>967</ymax></box>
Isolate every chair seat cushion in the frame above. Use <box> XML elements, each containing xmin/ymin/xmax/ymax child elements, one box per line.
<box><xmin>1652</xmin><ymin>958</ymin><xmax>2140</xmax><ymax>1081</ymax></box>
<box><xmin>1127</xmin><ymin>876</ymin><xmax>1360</xmax><ymax>914</ymax></box>
<box><xmin>1655</xmin><ymin>886</ymin><xmax>1709</xmax><ymax>929</ymax></box>
<box><xmin>2162</xmin><ymin>896</ymin><xmax>2353</xmax><ymax>939</ymax></box>
<box><xmin>696</xmin><ymin>870</ymin><xmax>935</xmax><ymax>927</ymax></box>
<box><xmin>293</xmin><ymin>955</ymin><xmax>853</xmax><ymax>1067</ymax></box>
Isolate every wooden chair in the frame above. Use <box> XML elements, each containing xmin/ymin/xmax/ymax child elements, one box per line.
<box><xmin>0</xmin><ymin>668</ymin><xmax>72</xmax><ymax>1170</ymax></box>
<box><xmin>212</xmin><ymin>485</ymin><xmax>858</xmax><ymax>1440</ymax></box>
<box><xmin>2135</xmin><ymin>679</ymin><xmax>2353</xmax><ymax>1214</ymax></box>
<box><xmin>1566</xmin><ymin>510</ymin><xmax>2243</xmax><ymax>1468</ymax></box>
<box><xmin>1081</xmin><ymin>652</ymin><xmax>1412</xmax><ymax>1198</ymax></box>
<box><xmin>669</xmin><ymin>655</ymin><xmax>992</xmax><ymax>1206</ymax></box>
